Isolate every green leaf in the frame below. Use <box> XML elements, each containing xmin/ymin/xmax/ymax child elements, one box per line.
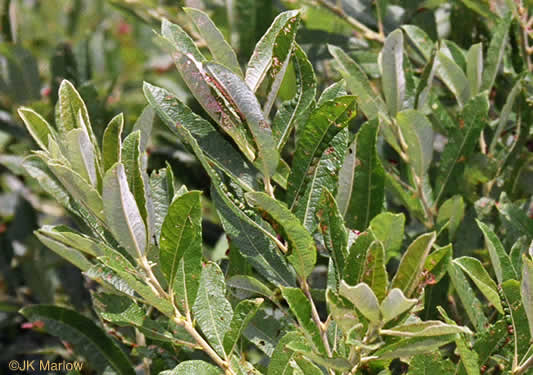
<box><xmin>286</xmin><ymin>96</ymin><xmax>355</xmax><ymax>208</ymax></box>
<box><xmin>380</xmin><ymin>320</ymin><xmax>472</xmax><ymax>337</ymax></box>
<box><xmin>293</xmin><ymin>129</ymin><xmax>348</xmax><ymax>233</ymax></box>
<box><xmin>380</xmin><ymin>288</ymin><xmax>417</xmax><ymax>324</ymax></box>
<box><xmin>35</xmin><ymin>230</ymin><xmax>92</xmax><ymax>271</ymax></box>
<box><xmin>381</xmin><ymin>30</ymin><xmax>405</xmax><ymax>116</ymax></box>
<box><xmin>37</xmin><ymin>225</ymin><xmax>104</xmax><ymax>257</ymax></box>
<box><xmin>476</xmin><ymin>220</ymin><xmax>518</xmax><ymax>284</ymax></box>
<box><xmin>339</xmin><ymin>281</ymin><xmax>380</xmax><ymax>323</ymax></box>
<box><xmin>131</xmin><ymin>105</ymin><xmax>154</xmax><ymax>152</ymax></box>
<box><xmin>227</xmin><ymin>275</ymin><xmax>274</xmax><ymax>300</ymax></box>
<box><xmin>57</xmin><ymin>80</ymin><xmax>98</xmax><ymax>149</ymax></box>
<box><xmin>205</xmin><ymin>62</ymin><xmax>280</xmax><ymax>178</ymax></box>
<box><xmin>424</xmin><ymin>244</ymin><xmax>453</xmax><ymax>284</ymax></box>
<box><xmin>343</xmin><ymin>120</ymin><xmax>385</xmax><ymax>230</ymax></box>
<box><xmin>437</xmin><ymin>195</ymin><xmax>465</xmax><ymax>240</ymax></box>
<box><xmin>317</xmin><ymin>189</ymin><xmax>348</xmax><ymax>283</ymax></box>
<box><xmin>23</xmin><ymin>156</ymin><xmax>72</xmax><ymax>210</ymax></box>
<box><xmin>361</xmin><ymin>241</ymin><xmax>388</xmax><ymax>301</ymax></box>
<box><xmin>161</xmin><ymin>18</ymin><xmax>204</xmax><ymax>60</ymax></box>
<box><xmin>92</xmin><ymin>293</ymin><xmax>144</xmax><ymax>326</ymax></box>
<box><xmin>396</xmin><ymin>109</ymin><xmax>433</xmax><ymax>178</ymax></box>
<box><xmin>102</xmin><ymin>114</ymin><xmax>124</xmax><ymax>172</ymax></box>
<box><xmin>401</xmin><ymin>25</ymin><xmax>434</xmax><ymax>62</ymax></box>
<box><xmin>466</xmin><ymin>43</ymin><xmax>483</xmax><ymax>96</ymax></box>
<box><xmin>160</xmin><ymin>191</ymin><xmax>202</xmax><ymax>290</ymax></box>
<box><xmin>223</xmin><ymin>298</ymin><xmax>263</xmax><ymax>356</ymax></box>
<box><xmin>455</xmin><ymin>334</ymin><xmax>481</xmax><ymax>375</ymax></box>
<box><xmin>343</xmin><ymin>232</ymin><xmax>374</xmax><ymax>286</ymax></box>
<box><xmin>268</xmin><ymin>331</ymin><xmax>302</xmax><ymax>375</ymax></box>
<box><xmin>18</xmin><ymin>107</ymin><xmax>56</xmax><ymax>151</ymax></box>
<box><xmin>373</xmin><ymin>334</ymin><xmax>457</xmax><ymax>359</ymax></box>
<box><xmin>522</xmin><ymin>256</ymin><xmax>533</xmax><ymax>338</ymax></box>
<box><xmin>245</xmin><ymin>10</ymin><xmax>300</xmax><ymax>92</ymax></box>
<box><xmin>150</xmin><ymin>165</ymin><xmax>175</xmax><ymax>243</ymax></box>
<box><xmin>497</xmin><ymin>201</ymin><xmax>533</xmax><ymax>240</ymax></box>
<box><xmin>161</xmin><ymin>360</ymin><xmax>222</xmax><ymax>375</ymax></box>
<box><xmin>328</xmin><ymin>45</ymin><xmax>386</xmax><ymax>119</ymax></box>
<box><xmin>184</xmin><ymin>7</ymin><xmax>242</xmax><ymax>76</ymax></box>
<box><xmin>173</xmin><ymin>234</ymin><xmax>203</xmax><ymax>316</ymax></box>
<box><xmin>481</xmin><ymin>13</ymin><xmax>512</xmax><ymax>93</ymax></box>
<box><xmin>192</xmin><ymin>262</ymin><xmax>233</xmax><ymax>358</ymax></box>
<box><xmin>392</xmin><ymin>232</ymin><xmax>436</xmax><ymax>297</ymax></box>
<box><xmin>48</xmin><ymin>161</ymin><xmax>104</xmax><ymax>221</ymax></box>
<box><xmin>326</xmin><ymin>289</ymin><xmax>360</xmax><ymax>333</ymax></box>
<box><xmin>64</xmin><ymin>128</ymin><xmax>98</xmax><ymax>187</ymax></box>
<box><xmin>143</xmin><ymin>83</ymin><xmax>259</xmax><ymax>192</ymax></box>
<box><xmin>409</xmin><ymin>352</ymin><xmax>455</xmax><ymax>375</ymax></box>
<box><xmin>213</xmin><ymin>190</ymin><xmax>296</xmax><ymax>287</ymax></box>
<box><xmin>369</xmin><ymin>212</ymin><xmax>405</xmax><ymax>260</ymax></box>
<box><xmin>490</xmin><ymin>76</ymin><xmax>523</xmax><ymax>154</ymax></box>
<box><xmin>437</xmin><ymin>51</ymin><xmax>470</xmax><ymax>108</ymax></box>
<box><xmin>245</xmin><ymin>192</ymin><xmax>316</xmax><ymax>280</ymax></box>
<box><xmin>435</xmin><ymin>93</ymin><xmax>489</xmax><ymax>204</ymax></box>
<box><xmin>19</xmin><ymin>305</ymin><xmax>134</xmax><ymax>375</ymax></box>
<box><xmin>447</xmin><ymin>261</ymin><xmax>488</xmax><ymax>331</ymax></box>
<box><xmin>157</xmin><ymin>33</ymin><xmax>256</xmax><ymax>162</ymax></box>
<box><xmin>273</xmin><ymin>44</ymin><xmax>316</xmax><ymax>151</ymax></box>
<box><xmin>502</xmin><ymin>279</ymin><xmax>532</xmax><ymax>362</ymax></box>
<box><xmin>102</xmin><ymin>163</ymin><xmax>146</xmax><ymax>259</ymax></box>
<box><xmin>281</xmin><ymin>287</ymin><xmax>325</xmax><ymax>353</ymax></box>
<box><xmin>454</xmin><ymin>256</ymin><xmax>503</xmax><ymax>314</ymax></box>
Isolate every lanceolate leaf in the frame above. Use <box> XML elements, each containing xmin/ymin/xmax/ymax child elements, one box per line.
<box><xmin>57</xmin><ymin>80</ymin><xmax>98</xmax><ymax>149</ymax></box>
<box><xmin>374</xmin><ymin>335</ymin><xmax>457</xmax><ymax>359</ymax></box>
<box><xmin>245</xmin><ymin>10</ymin><xmax>300</xmax><ymax>92</ymax></box>
<box><xmin>64</xmin><ymin>128</ymin><xmax>98</xmax><ymax>187</ymax></box>
<box><xmin>20</xmin><ymin>305</ymin><xmax>135</xmax><ymax>375</ymax></box>
<box><xmin>121</xmin><ymin>131</ymin><xmax>148</xmax><ymax>226</ymax></box>
<box><xmin>369</xmin><ymin>212</ymin><xmax>405</xmax><ymax>260</ymax></box>
<box><xmin>380</xmin><ymin>321</ymin><xmax>472</xmax><ymax>337</ymax></box>
<box><xmin>286</xmin><ymin>96</ymin><xmax>355</xmax><ymax>208</ymax></box>
<box><xmin>267</xmin><ymin>331</ymin><xmax>302</xmax><ymax>375</ymax></box>
<box><xmin>380</xmin><ymin>288</ymin><xmax>417</xmax><ymax>324</ymax></box>
<box><xmin>435</xmin><ymin>93</ymin><xmax>489</xmax><ymax>204</ymax></box>
<box><xmin>35</xmin><ymin>230</ymin><xmax>92</xmax><ymax>271</ymax></box>
<box><xmin>192</xmin><ymin>262</ymin><xmax>233</xmax><ymax>358</ymax></box>
<box><xmin>273</xmin><ymin>44</ymin><xmax>316</xmax><ymax>150</ymax></box>
<box><xmin>453</xmin><ymin>257</ymin><xmax>504</xmax><ymax>314</ymax></box>
<box><xmin>391</xmin><ymin>232</ymin><xmax>436</xmax><ymax>297</ymax></box>
<box><xmin>396</xmin><ymin>109</ymin><xmax>433</xmax><ymax>178</ymax></box>
<box><xmin>102</xmin><ymin>114</ymin><xmax>124</xmax><ymax>172</ymax></box>
<box><xmin>401</xmin><ymin>25</ymin><xmax>434</xmax><ymax>62</ymax></box>
<box><xmin>245</xmin><ymin>192</ymin><xmax>316</xmax><ymax>280</ymax></box>
<box><xmin>159</xmin><ymin>191</ymin><xmax>202</xmax><ymax>290</ymax></box>
<box><xmin>476</xmin><ymin>220</ymin><xmax>518</xmax><ymax>284</ymax></box>
<box><xmin>448</xmin><ymin>261</ymin><xmax>488</xmax><ymax>331</ymax></box>
<box><xmin>521</xmin><ymin>256</ymin><xmax>533</xmax><ymax>338</ymax></box>
<box><xmin>157</xmin><ymin>33</ymin><xmax>256</xmax><ymax>162</ymax></box>
<box><xmin>328</xmin><ymin>45</ymin><xmax>386</xmax><ymax>119</ymax></box>
<box><xmin>150</xmin><ymin>165</ymin><xmax>175</xmax><ymax>243</ymax></box>
<box><xmin>204</xmin><ymin>62</ymin><xmax>280</xmax><ymax>178</ymax></box>
<box><xmin>343</xmin><ymin>120</ymin><xmax>385</xmax><ymax>230</ymax></box>
<box><xmin>293</xmin><ymin>130</ymin><xmax>348</xmax><ymax>232</ymax></box>
<box><xmin>317</xmin><ymin>189</ymin><xmax>348</xmax><ymax>282</ymax></box>
<box><xmin>466</xmin><ymin>43</ymin><xmax>483</xmax><ymax>96</ymax></box>
<box><xmin>343</xmin><ymin>232</ymin><xmax>373</xmax><ymax>285</ymax></box>
<box><xmin>143</xmin><ymin>83</ymin><xmax>259</xmax><ymax>192</ymax></box>
<box><xmin>381</xmin><ymin>29</ymin><xmax>405</xmax><ymax>116</ymax></box>
<box><xmin>361</xmin><ymin>240</ymin><xmax>388</xmax><ymax>301</ymax></box>
<box><xmin>223</xmin><ymin>298</ymin><xmax>263</xmax><ymax>356</ymax></box>
<box><xmin>481</xmin><ymin>13</ymin><xmax>512</xmax><ymax>93</ymax></box>
<box><xmin>102</xmin><ymin>163</ymin><xmax>147</xmax><ymax>259</ymax></box>
<box><xmin>437</xmin><ymin>51</ymin><xmax>470</xmax><ymax>108</ymax></box>
<box><xmin>213</xmin><ymin>189</ymin><xmax>296</xmax><ymax>287</ymax></box>
<box><xmin>502</xmin><ymin>280</ymin><xmax>531</xmax><ymax>361</ymax></box>
<box><xmin>18</xmin><ymin>107</ymin><xmax>56</xmax><ymax>151</ymax></box>
<box><xmin>184</xmin><ymin>7</ymin><xmax>242</xmax><ymax>76</ymax></box>
<box><xmin>281</xmin><ymin>287</ymin><xmax>325</xmax><ymax>354</ymax></box>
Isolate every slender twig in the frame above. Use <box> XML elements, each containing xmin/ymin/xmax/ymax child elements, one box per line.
<box><xmin>301</xmin><ymin>280</ymin><xmax>333</xmax><ymax>359</ymax></box>
<box><xmin>313</xmin><ymin>0</ymin><xmax>384</xmax><ymax>42</ymax></box>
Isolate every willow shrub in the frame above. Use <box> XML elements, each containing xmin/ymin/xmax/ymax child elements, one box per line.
<box><xmin>17</xmin><ymin>6</ymin><xmax>533</xmax><ymax>375</ymax></box>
